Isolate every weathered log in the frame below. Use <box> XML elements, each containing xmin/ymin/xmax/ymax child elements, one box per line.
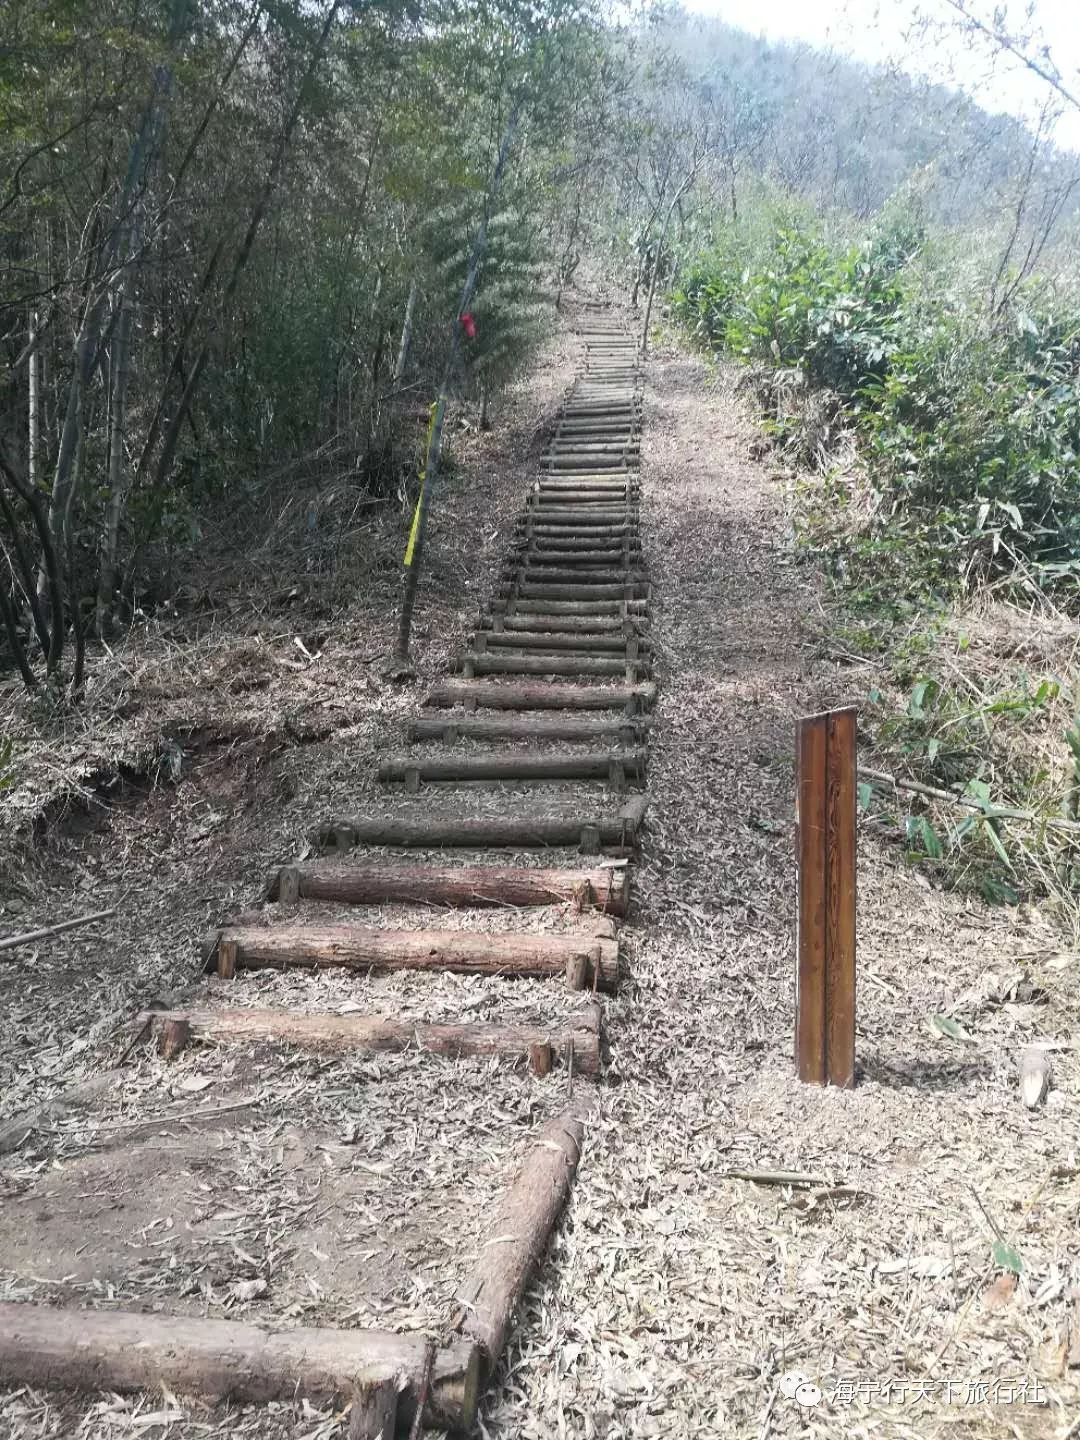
<box><xmin>377</xmin><ymin>749</ymin><xmax>646</xmax><ymax>785</ymax></box>
<box><xmin>268</xmin><ymin>859</ymin><xmax>631</xmax><ymax>913</ymax></box>
<box><xmin>515</xmin><ymin>533</ymin><xmax>642</xmax><ymax>550</ymax></box>
<box><xmin>521</xmin><ymin>538</ymin><xmax>643</xmax><ymax>555</ymax></box>
<box><xmin>477</xmin><ymin>630</ymin><xmax>648</xmax><ymax>653</ymax></box>
<box><xmin>313</xmin><ymin>796</ymin><xmax>648</xmax><ymax>855</ymax></box>
<box><xmin>463</xmin><ymin>652</ymin><xmax>646</xmax><ymax>679</ymax></box>
<box><xmin>409</xmin><ymin>714</ymin><xmax>648</xmax><ymax>745</ymax></box>
<box><xmin>479</xmin><ymin>612</ymin><xmax>640</xmax><ymax>632</ymax></box>
<box><xmin>204</xmin><ymin>924</ymin><xmax>620</xmax><ymax>989</ymax></box>
<box><xmin>500</xmin><ymin>573</ymin><xmax>647</xmax><ymax>594</ymax></box>
<box><xmin>0</xmin><ymin>1303</ymin><xmax>478</xmax><ymax>1431</ymax></box>
<box><xmin>456</xmin><ymin>1103</ymin><xmax>588</xmax><ymax>1366</ymax></box>
<box><xmin>494</xmin><ymin>602</ymin><xmax>649</xmax><ymax>620</ymax></box>
<box><xmin>0</xmin><ymin>1069</ymin><xmax>123</xmax><ymax>1156</ymax></box>
<box><xmin>424</xmin><ymin>678</ymin><xmax>655</xmax><ymax>709</ymax></box>
<box><xmin>140</xmin><ymin>1006</ymin><xmax>603</xmax><ymax>1075</ymax></box>
<box><xmin>516</xmin><ymin>508</ymin><xmax>636</xmax><ymax>526</ymax></box>
<box><xmin>497</xmin><ymin>587</ymin><xmax>648</xmax><ymax>606</ymax></box>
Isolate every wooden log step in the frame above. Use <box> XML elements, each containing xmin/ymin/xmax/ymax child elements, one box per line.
<box><xmin>424</xmin><ymin>678</ymin><xmax>655</xmax><ymax>709</ymax></box>
<box><xmin>518</xmin><ymin>525</ymin><xmax>639</xmax><ymax>541</ymax></box>
<box><xmin>524</xmin><ymin>514</ymin><xmax>639</xmax><ymax>527</ymax></box>
<box><xmin>463</xmin><ymin>652</ymin><xmax>647</xmax><ymax>678</ymax></box>
<box><xmin>142</xmin><ymin>1006</ymin><xmax>603</xmax><ymax>1076</ymax></box>
<box><xmin>409</xmin><ymin>714</ymin><xmax>649</xmax><ymax>745</ymax></box>
<box><xmin>0</xmin><ymin>1303</ymin><xmax>478</xmax><ymax>1431</ymax></box>
<box><xmin>542</xmin><ymin>458</ymin><xmax>630</xmax><ymax>472</ymax></box>
<box><xmin>510</xmin><ymin>562</ymin><xmax>644</xmax><ymax>579</ymax></box>
<box><xmin>479</xmin><ymin>612</ymin><xmax>638</xmax><ymax>632</ymax></box>
<box><xmin>521</xmin><ymin>535</ymin><xmax>643</xmax><ymax>549</ymax></box>
<box><xmin>490</xmin><ymin>598</ymin><xmax>648</xmax><ymax>616</ymax></box>
<box><xmin>519</xmin><ymin>554</ymin><xmax>643</xmax><ymax>571</ymax></box>
<box><xmin>456</xmin><ymin>1102</ymin><xmax>586</xmax><ymax>1368</ymax></box>
<box><xmin>478</xmin><ymin>630</ymin><xmax>650</xmax><ymax>652</ymax></box>
<box><xmin>545</xmin><ymin>443</ymin><xmax>639</xmax><ymax>457</ymax></box>
<box><xmin>501</xmin><ymin>569</ymin><xmax>646</xmax><ymax>587</ymax></box>
<box><xmin>534</xmin><ymin>483</ymin><xmax>639</xmax><ymax>494</ymax></box>
<box><xmin>377</xmin><ymin>748</ymin><xmax>646</xmax><ymax>786</ymax></box>
<box><xmin>497</xmin><ymin>584</ymin><xmax>649</xmax><ymax>603</ymax></box>
<box><xmin>522</xmin><ymin>526</ymin><xmax>639</xmax><ymax>542</ymax></box>
<box><xmin>534</xmin><ymin>481</ymin><xmax>638</xmax><ymax>494</ymax></box>
<box><xmin>269</xmin><ymin>859</ymin><xmax>631</xmax><ymax>913</ymax></box>
<box><xmin>530</xmin><ymin>494</ymin><xmax>636</xmax><ymax>508</ymax></box>
<box><xmin>314</xmin><ymin>795</ymin><xmax>649</xmax><ymax>854</ymax></box>
<box><xmin>205</xmin><ymin>924</ymin><xmax>621</xmax><ymax>989</ymax></box>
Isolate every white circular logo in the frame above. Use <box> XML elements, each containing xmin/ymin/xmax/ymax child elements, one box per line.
<box><xmin>794</xmin><ymin>1382</ymin><xmax>823</xmax><ymax>1407</ymax></box>
<box><xmin>779</xmin><ymin>1371</ymin><xmax>809</xmax><ymax>1400</ymax></box>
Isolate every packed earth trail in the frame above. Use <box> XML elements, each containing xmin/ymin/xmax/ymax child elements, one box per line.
<box><xmin>1</xmin><ymin>304</ymin><xmax>1079</xmax><ymax>1440</ymax></box>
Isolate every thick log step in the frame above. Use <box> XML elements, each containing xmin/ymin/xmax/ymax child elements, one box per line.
<box><xmin>488</xmin><ymin>598</ymin><xmax>648</xmax><ymax>615</ymax></box>
<box><xmin>424</xmin><ymin>678</ymin><xmax>655</xmax><ymax>710</ymax></box>
<box><xmin>143</xmin><ymin>1006</ymin><xmax>603</xmax><ymax>1076</ymax></box>
<box><xmin>500</xmin><ymin>570</ymin><xmax>647</xmax><ymax>589</ymax></box>
<box><xmin>463</xmin><ymin>652</ymin><xmax>648</xmax><ymax>678</ymax></box>
<box><xmin>313</xmin><ymin>794</ymin><xmax>648</xmax><ymax>854</ymax></box>
<box><xmin>206</xmin><ymin>924</ymin><xmax>621</xmax><ymax>989</ymax></box>
<box><xmin>479</xmin><ymin>613</ymin><xmax>641</xmax><ymax>632</ymax></box>
<box><xmin>268</xmin><ymin>859</ymin><xmax>631</xmax><ymax>912</ymax></box>
<box><xmin>409</xmin><ymin>714</ymin><xmax>649</xmax><ymax>746</ymax></box>
<box><xmin>0</xmin><ymin>1304</ymin><xmax>478</xmax><ymax>1431</ymax></box>
<box><xmin>476</xmin><ymin>629</ymin><xmax>650</xmax><ymax>652</ymax></box>
<box><xmin>514</xmin><ymin>553</ymin><xmax>643</xmax><ymax>569</ymax></box>
<box><xmin>520</xmin><ymin>508</ymin><xmax>638</xmax><ymax>525</ymax></box>
<box><xmin>517</xmin><ymin>534</ymin><xmax>643</xmax><ymax>552</ymax></box>
<box><xmin>496</xmin><ymin>584</ymin><xmax>649</xmax><ymax>602</ymax></box>
<box><xmin>377</xmin><ymin>747</ymin><xmax>646</xmax><ymax>787</ymax></box>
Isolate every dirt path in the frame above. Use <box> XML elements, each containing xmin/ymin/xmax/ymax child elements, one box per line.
<box><xmin>479</xmin><ymin>340</ymin><xmax>1080</xmax><ymax>1440</ymax></box>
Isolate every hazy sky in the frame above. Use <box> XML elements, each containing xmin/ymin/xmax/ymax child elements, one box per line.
<box><xmin>679</xmin><ymin>0</ymin><xmax>1080</xmax><ymax>151</ymax></box>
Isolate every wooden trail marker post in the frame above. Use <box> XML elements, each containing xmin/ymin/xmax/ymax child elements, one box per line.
<box><xmin>796</xmin><ymin>707</ymin><xmax>856</xmax><ymax>1087</ymax></box>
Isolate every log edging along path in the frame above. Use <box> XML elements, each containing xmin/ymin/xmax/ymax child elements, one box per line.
<box><xmin>0</xmin><ymin>304</ymin><xmax>650</xmax><ymax>1435</ymax></box>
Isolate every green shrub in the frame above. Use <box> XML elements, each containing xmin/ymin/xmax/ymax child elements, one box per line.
<box><xmin>671</xmin><ymin>214</ymin><xmax>1080</xmax><ymax>596</ymax></box>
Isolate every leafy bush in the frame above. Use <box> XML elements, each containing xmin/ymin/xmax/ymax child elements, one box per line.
<box><xmin>672</xmin><ymin>216</ymin><xmax>1080</xmax><ymax>595</ymax></box>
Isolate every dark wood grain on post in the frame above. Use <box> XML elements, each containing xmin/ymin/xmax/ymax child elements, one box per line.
<box><xmin>796</xmin><ymin>714</ymin><xmax>828</xmax><ymax>1084</ymax></box>
<box><xmin>796</xmin><ymin>708</ymin><xmax>857</xmax><ymax>1087</ymax></box>
<box><xmin>825</xmin><ymin>709</ymin><xmax>856</xmax><ymax>1087</ymax></box>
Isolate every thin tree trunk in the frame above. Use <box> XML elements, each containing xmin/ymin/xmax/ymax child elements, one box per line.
<box><xmin>97</xmin><ymin>295</ymin><xmax>133</xmax><ymax>634</ymax></box>
<box><xmin>393</xmin><ymin>277</ymin><xmax>418</xmax><ymax>381</ymax></box>
<box><xmin>27</xmin><ymin>310</ymin><xmax>40</xmax><ymax>489</ymax></box>
<box><xmin>150</xmin><ymin>0</ymin><xmax>343</xmax><ymax>494</ymax></box>
<box><xmin>392</xmin><ymin>102</ymin><xmax>522</xmax><ymax>669</ymax></box>
<box><xmin>641</xmin><ymin>174</ymin><xmax>695</xmax><ymax>357</ymax></box>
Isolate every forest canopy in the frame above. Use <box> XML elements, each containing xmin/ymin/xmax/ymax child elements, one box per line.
<box><xmin>2</xmin><ymin>0</ymin><xmax>1078</xmax><ymax>694</ymax></box>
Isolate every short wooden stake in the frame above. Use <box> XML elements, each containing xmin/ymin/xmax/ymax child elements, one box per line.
<box><xmin>217</xmin><ymin>937</ymin><xmax>238</xmax><ymax>981</ymax></box>
<box><xmin>158</xmin><ymin>1018</ymin><xmax>190</xmax><ymax>1060</ymax></box>
<box><xmin>349</xmin><ymin>1376</ymin><xmax>398</xmax><ymax>1439</ymax></box>
<box><xmin>566</xmin><ymin>953</ymin><xmax>588</xmax><ymax>991</ymax></box>
<box><xmin>278</xmin><ymin>866</ymin><xmax>301</xmax><ymax>904</ymax></box>
<box><xmin>528</xmin><ymin>1042</ymin><xmax>554</xmax><ymax>1076</ymax></box>
<box><xmin>795</xmin><ymin>707</ymin><xmax>856</xmax><ymax>1087</ymax></box>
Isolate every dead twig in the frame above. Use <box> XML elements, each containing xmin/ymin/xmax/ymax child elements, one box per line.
<box><xmin>0</xmin><ymin>906</ymin><xmax>117</xmax><ymax>954</ymax></box>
